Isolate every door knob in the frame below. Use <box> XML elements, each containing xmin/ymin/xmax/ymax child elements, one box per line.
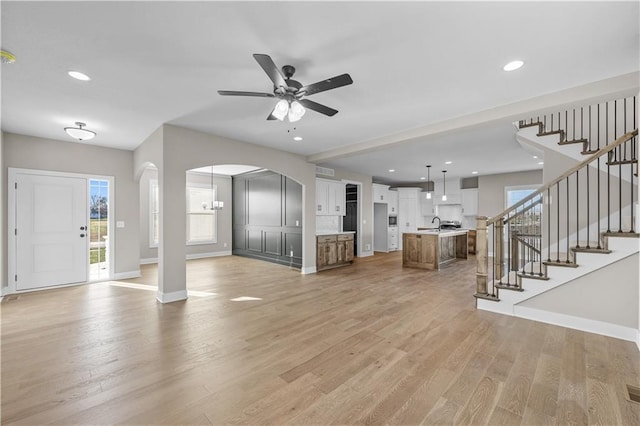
<box><xmin>80</xmin><ymin>233</ymin><xmax>85</xmax><ymax>238</ymax></box>
<box><xmin>80</xmin><ymin>226</ymin><xmax>86</xmax><ymax>230</ymax></box>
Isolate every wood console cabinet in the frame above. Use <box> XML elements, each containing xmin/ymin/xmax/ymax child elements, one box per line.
<box><xmin>317</xmin><ymin>233</ymin><xmax>354</xmax><ymax>271</ymax></box>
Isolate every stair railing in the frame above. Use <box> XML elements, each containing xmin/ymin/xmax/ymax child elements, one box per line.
<box><xmin>475</xmin><ymin>129</ymin><xmax>638</xmax><ymax>302</ymax></box>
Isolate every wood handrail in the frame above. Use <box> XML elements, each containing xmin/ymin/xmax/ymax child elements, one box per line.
<box><xmin>488</xmin><ymin>129</ymin><xmax>638</xmax><ymax>225</ymax></box>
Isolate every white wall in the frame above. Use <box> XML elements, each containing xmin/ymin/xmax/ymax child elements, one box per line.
<box><xmin>3</xmin><ymin>133</ymin><xmax>141</xmax><ymax>283</ymax></box>
<box><xmin>518</xmin><ymin>253</ymin><xmax>639</xmax><ymax>329</ymax></box>
<box><xmin>0</xmin><ymin>131</ymin><xmax>4</xmax><ymax>291</ymax></box>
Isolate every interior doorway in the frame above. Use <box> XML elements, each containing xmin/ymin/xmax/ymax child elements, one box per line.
<box><xmin>342</xmin><ymin>183</ymin><xmax>360</xmax><ymax>256</ymax></box>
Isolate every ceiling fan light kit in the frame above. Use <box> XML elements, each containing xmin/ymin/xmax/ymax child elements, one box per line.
<box><xmin>64</xmin><ymin>122</ymin><xmax>96</xmax><ymax>141</ymax></box>
<box><xmin>219</xmin><ymin>53</ymin><xmax>352</xmax><ymax>122</ymax></box>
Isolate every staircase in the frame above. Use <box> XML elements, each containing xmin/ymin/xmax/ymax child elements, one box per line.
<box><xmin>474</xmin><ymin>95</ymin><xmax>639</xmax><ymax>343</ymax></box>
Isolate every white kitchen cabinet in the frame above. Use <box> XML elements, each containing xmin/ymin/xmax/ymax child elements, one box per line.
<box><xmin>461</xmin><ymin>188</ymin><xmax>478</xmax><ymax>216</ymax></box>
<box><xmin>316</xmin><ymin>180</ymin><xmax>329</xmax><ymax>214</ymax></box>
<box><xmin>387</xmin><ymin>189</ymin><xmax>398</xmax><ymax>214</ymax></box>
<box><xmin>388</xmin><ymin>227</ymin><xmax>398</xmax><ymax>251</ymax></box>
<box><xmin>421</xmin><ymin>193</ymin><xmax>435</xmax><ymax>216</ymax></box>
<box><xmin>372</xmin><ymin>183</ymin><xmax>389</xmax><ymax>203</ymax></box>
<box><xmin>316</xmin><ymin>178</ymin><xmax>346</xmax><ymax>216</ymax></box>
<box><xmin>397</xmin><ymin>188</ymin><xmax>422</xmax><ymax>250</ymax></box>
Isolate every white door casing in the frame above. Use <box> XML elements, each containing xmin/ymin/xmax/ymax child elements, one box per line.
<box><xmin>14</xmin><ymin>172</ymin><xmax>88</xmax><ymax>290</ymax></box>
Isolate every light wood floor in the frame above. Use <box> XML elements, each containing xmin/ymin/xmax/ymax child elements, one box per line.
<box><xmin>2</xmin><ymin>252</ymin><xmax>639</xmax><ymax>425</ymax></box>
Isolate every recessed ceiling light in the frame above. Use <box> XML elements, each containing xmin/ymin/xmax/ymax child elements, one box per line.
<box><xmin>503</xmin><ymin>60</ymin><xmax>524</xmax><ymax>71</ymax></box>
<box><xmin>420</xmin><ymin>176</ymin><xmax>426</xmax><ymax>180</ymax></box>
<box><xmin>293</xmin><ymin>136</ymin><xmax>303</xmax><ymax>141</ymax></box>
<box><xmin>68</xmin><ymin>70</ymin><xmax>91</xmax><ymax>81</ymax></box>
<box><xmin>388</xmin><ymin>169</ymin><xmax>395</xmax><ymax>173</ymax></box>
<box><xmin>533</xmin><ymin>155</ymin><xmax>538</xmax><ymax>159</ymax></box>
<box><xmin>445</xmin><ymin>161</ymin><xmax>452</xmax><ymax>165</ymax></box>
<box><xmin>538</xmin><ymin>161</ymin><xmax>544</xmax><ymax>165</ymax></box>
<box><xmin>471</xmin><ymin>171</ymin><xmax>478</xmax><ymax>175</ymax></box>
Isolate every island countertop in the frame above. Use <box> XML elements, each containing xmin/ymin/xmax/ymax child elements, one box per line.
<box><xmin>316</xmin><ymin>231</ymin><xmax>356</xmax><ymax>236</ymax></box>
<box><xmin>408</xmin><ymin>229</ymin><xmax>469</xmax><ymax>238</ymax></box>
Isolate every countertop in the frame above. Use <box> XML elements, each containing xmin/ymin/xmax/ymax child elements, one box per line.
<box><xmin>405</xmin><ymin>229</ymin><xmax>469</xmax><ymax>238</ymax></box>
<box><xmin>316</xmin><ymin>231</ymin><xmax>356</xmax><ymax>236</ymax></box>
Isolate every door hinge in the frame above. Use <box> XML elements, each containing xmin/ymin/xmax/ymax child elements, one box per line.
<box><xmin>15</xmin><ymin>228</ymin><xmax>17</xmax><ymax>236</ymax></box>
<box><xmin>15</xmin><ymin>274</ymin><xmax>17</xmax><ymax>282</ymax></box>
<box><xmin>15</xmin><ymin>182</ymin><xmax>17</xmax><ymax>189</ymax></box>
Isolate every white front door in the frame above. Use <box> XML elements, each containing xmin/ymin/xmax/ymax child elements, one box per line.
<box><xmin>15</xmin><ymin>173</ymin><xmax>88</xmax><ymax>290</ymax></box>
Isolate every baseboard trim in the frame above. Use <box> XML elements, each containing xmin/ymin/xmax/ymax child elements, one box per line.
<box><xmin>636</xmin><ymin>329</ymin><xmax>640</xmax><ymax>352</ymax></box>
<box><xmin>301</xmin><ymin>266</ymin><xmax>317</xmax><ymax>275</ymax></box>
<box><xmin>186</xmin><ymin>251</ymin><xmax>232</xmax><ymax>260</ymax></box>
<box><xmin>141</xmin><ymin>251</ymin><xmax>232</xmax><ymax>266</ymax></box>
<box><xmin>514</xmin><ymin>305</ymin><xmax>638</xmax><ymax>343</ymax></box>
<box><xmin>156</xmin><ymin>289</ymin><xmax>188</xmax><ymax>304</ymax></box>
<box><xmin>113</xmin><ymin>270</ymin><xmax>141</xmax><ymax>280</ymax></box>
<box><xmin>359</xmin><ymin>251</ymin><xmax>374</xmax><ymax>258</ymax></box>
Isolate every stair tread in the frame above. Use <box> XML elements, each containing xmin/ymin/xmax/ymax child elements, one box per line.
<box><xmin>558</xmin><ymin>138</ymin><xmax>588</xmax><ymax>146</ymax></box>
<box><xmin>474</xmin><ymin>293</ymin><xmax>500</xmax><ymax>302</ymax></box>
<box><xmin>602</xmin><ymin>231</ymin><xmax>639</xmax><ymax>238</ymax></box>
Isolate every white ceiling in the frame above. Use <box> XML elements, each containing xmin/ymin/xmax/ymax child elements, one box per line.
<box><xmin>2</xmin><ymin>1</ymin><xmax>638</xmax><ymax>184</ymax></box>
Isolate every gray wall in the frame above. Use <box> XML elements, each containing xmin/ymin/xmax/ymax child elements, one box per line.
<box><xmin>518</xmin><ymin>253</ymin><xmax>639</xmax><ymax>328</ymax></box>
<box><xmin>478</xmin><ymin>169</ymin><xmax>543</xmax><ymax>218</ymax></box>
<box><xmin>138</xmin><ymin>167</ymin><xmax>233</xmax><ymax>262</ymax></box>
<box><xmin>2</xmin><ymin>133</ymin><xmax>140</xmax><ymax>284</ymax></box>
<box><xmin>0</xmin><ymin>132</ymin><xmax>4</xmax><ymax>290</ymax></box>
<box><xmin>233</xmin><ymin>170</ymin><xmax>303</xmax><ymax>267</ymax></box>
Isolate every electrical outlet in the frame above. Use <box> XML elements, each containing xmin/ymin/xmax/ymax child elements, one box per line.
<box><xmin>223</xmin><ymin>242</ymin><xmax>227</xmax><ymax>247</ymax></box>
<box><xmin>290</xmin><ymin>250</ymin><xmax>294</xmax><ymax>257</ymax></box>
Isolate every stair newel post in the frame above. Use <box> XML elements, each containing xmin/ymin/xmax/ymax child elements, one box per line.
<box><xmin>495</xmin><ymin>219</ymin><xmax>505</xmax><ymax>282</ymax></box>
<box><xmin>475</xmin><ymin>216</ymin><xmax>489</xmax><ymax>297</ymax></box>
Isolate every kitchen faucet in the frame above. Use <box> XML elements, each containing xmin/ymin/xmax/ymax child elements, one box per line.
<box><xmin>431</xmin><ymin>216</ymin><xmax>441</xmax><ymax>231</ymax></box>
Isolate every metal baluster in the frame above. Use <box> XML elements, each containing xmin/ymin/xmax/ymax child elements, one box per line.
<box><xmin>507</xmin><ymin>219</ymin><xmax>511</xmax><ymax>286</ymax></box>
<box><xmin>632</xmin><ymin>96</ymin><xmax>637</xmax><ymax>233</ymax></box>
<box><xmin>556</xmin><ymin>183</ymin><xmax>560</xmax><ymax>262</ymax></box>
<box><xmin>587</xmin><ymin>106</ymin><xmax>591</xmax><ymax>248</ymax></box>
<box><xmin>492</xmin><ymin>226</ymin><xmax>496</xmax><ymax>297</ymax></box>
<box><xmin>607</xmin><ymin>102</ymin><xmax>611</xmax><ymax>233</ymax></box>
<box><xmin>547</xmin><ymin>188</ymin><xmax>551</xmax><ymax>262</ymax></box>
<box><xmin>566</xmin><ymin>177</ymin><xmax>570</xmax><ymax>263</ymax></box>
<box><xmin>576</xmin><ymin>169</ymin><xmax>580</xmax><ymax>248</ymax></box>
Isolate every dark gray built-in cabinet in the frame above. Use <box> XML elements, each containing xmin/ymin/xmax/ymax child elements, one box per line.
<box><xmin>232</xmin><ymin>170</ymin><xmax>303</xmax><ymax>268</ymax></box>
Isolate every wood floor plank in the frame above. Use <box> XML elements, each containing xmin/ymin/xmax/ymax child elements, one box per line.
<box><xmin>1</xmin><ymin>252</ymin><xmax>636</xmax><ymax>425</ymax></box>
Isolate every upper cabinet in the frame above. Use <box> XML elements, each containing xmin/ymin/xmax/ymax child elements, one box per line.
<box><xmin>316</xmin><ymin>178</ymin><xmax>346</xmax><ymax>216</ymax></box>
<box><xmin>372</xmin><ymin>183</ymin><xmax>389</xmax><ymax>204</ymax></box>
<box><xmin>461</xmin><ymin>188</ymin><xmax>478</xmax><ymax>216</ymax></box>
<box><xmin>387</xmin><ymin>189</ymin><xmax>398</xmax><ymax>214</ymax></box>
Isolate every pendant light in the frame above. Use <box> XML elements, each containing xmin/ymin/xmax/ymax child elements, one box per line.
<box><xmin>205</xmin><ymin>166</ymin><xmax>224</xmax><ymax>210</ymax></box>
<box><xmin>441</xmin><ymin>170</ymin><xmax>447</xmax><ymax>201</ymax></box>
<box><xmin>425</xmin><ymin>165</ymin><xmax>432</xmax><ymax>199</ymax></box>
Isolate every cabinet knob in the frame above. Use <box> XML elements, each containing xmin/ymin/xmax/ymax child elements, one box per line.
<box><xmin>317</xmin><ymin>205</ymin><xmax>321</xmax><ymax>211</ymax></box>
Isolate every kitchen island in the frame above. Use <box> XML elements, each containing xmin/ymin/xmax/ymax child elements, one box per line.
<box><xmin>402</xmin><ymin>229</ymin><xmax>468</xmax><ymax>270</ymax></box>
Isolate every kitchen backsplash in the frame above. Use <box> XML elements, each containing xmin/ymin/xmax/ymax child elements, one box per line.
<box><xmin>316</xmin><ymin>215</ymin><xmax>341</xmax><ymax>234</ymax></box>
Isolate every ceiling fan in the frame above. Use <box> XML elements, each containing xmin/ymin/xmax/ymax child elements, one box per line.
<box><xmin>218</xmin><ymin>54</ymin><xmax>353</xmax><ymax>122</ymax></box>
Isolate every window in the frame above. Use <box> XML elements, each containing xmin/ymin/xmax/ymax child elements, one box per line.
<box><xmin>149</xmin><ymin>179</ymin><xmax>218</xmax><ymax>247</ymax></box>
<box><xmin>186</xmin><ymin>184</ymin><xmax>217</xmax><ymax>244</ymax></box>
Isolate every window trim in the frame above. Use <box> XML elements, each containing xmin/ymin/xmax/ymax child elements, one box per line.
<box><xmin>186</xmin><ymin>182</ymin><xmax>218</xmax><ymax>245</ymax></box>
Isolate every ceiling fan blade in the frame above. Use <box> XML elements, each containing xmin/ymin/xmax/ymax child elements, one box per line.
<box><xmin>253</xmin><ymin>54</ymin><xmax>288</xmax><ymax>89</ymax></box>
<box><xmin>218</xmin><ymin>90</ymin><xmax>275</xmax><ymax>98</ymax></box>
<box><xmin>299</xmin><ymin>99</ymin><xmax>339</xmax><ymax>117</ymax></box>
<box><xmin>300</xmin><ymin>73</ymin><xmax>353</xmax><ymax>96</ymax></box>
<box><xmin>267</xmin><ymin>113</ymin><xmax>278</xmax><ymax>120</ymax></box>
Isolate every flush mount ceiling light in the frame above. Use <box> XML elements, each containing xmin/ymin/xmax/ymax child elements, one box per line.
<box><xmin>64</xmin><ymin>122</ymin><xmax>96</xmax><ymax>141</ymax></box>
<box><xmin>293</xmin><ymin>136</ymin><xmax>303</xmax><ymax>141</ymax></box>
<box><xmin>503</xmin><ymin>60</ymin><xmax>524</xmax><ymax>71</ymax></box>
<box><xmin>445</xmin><ymin>161</ymin><xmax>452</xmax><ymax>165</ymax></box>
<box><xmin>388</xmin><ymin>169</ymin><xmax>395</xmax><ymax>173</ymax></box>
<box><xmin>68</xmin><ymin>70</ymin><xmax>91</xmax><ymax>81</ymax></box>
<box><xmin>472</xmin><ymin>171</ymin><xmax>479</xmax><ymax>175</ymax></box>
<box><xmin>1</xmin><ymin>49</ymin><xmax>16</xmax><ymax>64</ymax></box>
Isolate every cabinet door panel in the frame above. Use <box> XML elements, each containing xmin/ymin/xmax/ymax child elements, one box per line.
<box><xmin>248</xmin><ymin>173</ymin><xmax>282</xmax><ymax>226</ymax></box>
<box><xmin>285</xmin><ymin>177</ymin><xmax>302</xmax><ymax>227</ymax></box>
